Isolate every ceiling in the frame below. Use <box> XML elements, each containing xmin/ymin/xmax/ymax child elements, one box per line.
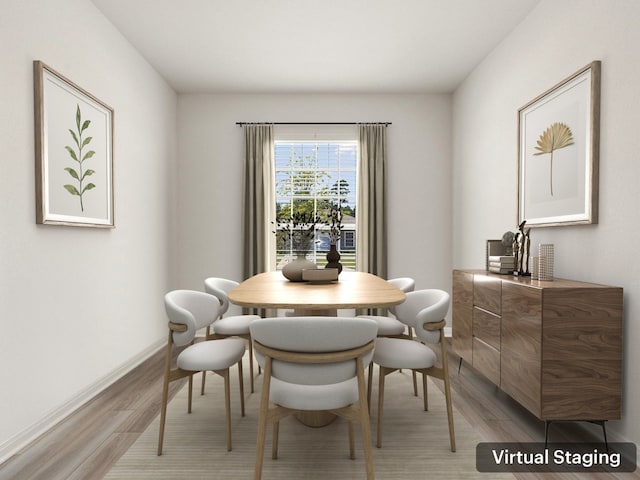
<box><xmin>91</xmin><ymin>0</ymin><xmax>540</xmax><ymax>94</ymax></box>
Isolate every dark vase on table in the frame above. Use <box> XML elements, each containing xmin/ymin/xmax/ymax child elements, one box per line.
<box><xmin>325</xmin><ymin>244</ymin><xmax>343</xmax><ymax>274</ymax></box>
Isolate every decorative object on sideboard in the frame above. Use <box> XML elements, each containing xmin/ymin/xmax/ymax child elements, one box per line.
<box><xmin>538</xmin><ymin>244</ymin><xmax>555</xmax><ymax>281</ymax></box>
<box><xmin>531</xmin><ymin>256</ymin><xmax>539</xmax><ymax>280</ymax></box>
<box><xmin>486</xmin><ymin>239</ymin><xmax>507</xmax><ymax>270</ymax></box>
<box><xmin>513</xmin><ymin>220</ymin><xmax>531</xmax><ymax>276</ymax></box>
<box><xmin>488</xmin><ymin>255</ymin><xmax>515</xmax><ymax>275</ymax></box>
<box><xmin>501</xmin><ymin>231</ymin><xmax>515</xmax><ymax>256</ymax></box>
<box><xmin>518</xmin><ymin>60</ymin><xmax>600</xmax><ymax>227</ymax></box>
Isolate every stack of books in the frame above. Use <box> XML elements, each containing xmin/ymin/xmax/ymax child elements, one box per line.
<box><xmin>488</xmin><ymin>255</ymin><xmax>515</xmax><ymax>274</ymax></box>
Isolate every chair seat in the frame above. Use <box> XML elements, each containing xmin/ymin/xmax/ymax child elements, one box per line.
<box><xmin>177</xmin><ymin>338</ymin><xmax>246</xmax><ymax>371</ymax></box>
<box><xmin>373</xmin><ymin>337</ymin><xmax>437</xmax><ymax>370</ymax></box>
<box><xmin>269</xmin><ymin>376</ymin><xmax>359</xmax><ymax>411</ymax></box>
<box><xmin>212</xmin><ymin>314</ymin><xmax>260</xmax><ymax>335</ymax></box>
<box><xmin>358</xmin><ymin>314</ymin><xmax>406</xmax><ymax>336</ymax></box>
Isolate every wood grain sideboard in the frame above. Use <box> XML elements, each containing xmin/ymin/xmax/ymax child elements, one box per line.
<box><xmin>452</xmin><ymin>269</ymin><xmax>623</xmax><ymax>422</ymax></box>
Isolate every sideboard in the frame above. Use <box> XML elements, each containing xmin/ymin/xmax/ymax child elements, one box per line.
<box><xmin>452</xmin><ymin>269</ymin><xmax>623</xmax><ymax>422</ymax></box>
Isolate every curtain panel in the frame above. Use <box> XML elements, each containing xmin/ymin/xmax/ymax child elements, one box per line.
<box><xmin>242</xmin><ymin>124</ymin><xmax>275</xmax><ymax>280</ymax></box>
<box><xmin>357</xmin><ymin>124</ymin><xmax>388</xmax><ymax>279</ymax></box>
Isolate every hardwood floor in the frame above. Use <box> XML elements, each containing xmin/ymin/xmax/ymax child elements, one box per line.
<box><xmin>0</xmin><ymin>342</ymin><xmax>636</xmax><ymax>480</ymax></box>
<box><xmin>0</xmin><ymin>348</ymin><xmax>187</xmax><ymax>480</ymax></box>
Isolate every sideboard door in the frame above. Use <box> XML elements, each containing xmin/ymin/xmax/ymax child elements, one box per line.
<box><xmin>501</xmin><ymin>282</ymin><xmax>542</xmax><ymax>418</ymax></box>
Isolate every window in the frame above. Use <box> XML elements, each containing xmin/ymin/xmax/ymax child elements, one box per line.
<box><xmin>274</xmin><ymin>140</ymin><xmax>357</xmax><ymax>269</ymax></box>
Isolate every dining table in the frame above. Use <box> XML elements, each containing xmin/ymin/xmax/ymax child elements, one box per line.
<box><xmin>228</xmin><ymin>270</ymin><xmax>406</xmax><ymax>317</ymax></box>
<box><xmin>228</xmin><ymin>270</ymin><xmax>406</xmax><ymax>427</ymax></box>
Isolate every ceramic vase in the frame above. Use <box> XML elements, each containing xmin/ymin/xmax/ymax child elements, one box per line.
<box><xmin>282</xmin><ymin>254</ymin><xmax>316</xmax><ymax>282</ymax></box>
<box><xmin>325</xmin><ymin>244</ymin><xmax>343</xmax><ymax>274</ymax></box>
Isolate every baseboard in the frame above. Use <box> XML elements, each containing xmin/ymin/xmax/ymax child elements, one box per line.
<box><xmin>0</xmin><ymin>339</ymin><xmax>165</xmax><ymax>465</ymax></box>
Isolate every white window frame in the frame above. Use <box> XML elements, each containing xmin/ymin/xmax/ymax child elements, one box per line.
<box><xmin>272</xmin><ymin>125</ymin><xmax>358</xmax><ymax>270</ymax></box>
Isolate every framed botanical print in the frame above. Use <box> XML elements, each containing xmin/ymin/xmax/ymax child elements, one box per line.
<box><xmin>34</xmin><ymin>60</ymin><xmax>114</xmax><ymax>227</ymax></box>
<box><xmin>518</xmin><ymin>61</ymin><xmax>600</xmax><ymax>227</ymax></box>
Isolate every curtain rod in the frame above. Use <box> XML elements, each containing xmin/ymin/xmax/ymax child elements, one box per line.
<box><xmin>235</xmin><ymin>122</ymin><xmax>391</xmax><ymax>126</ymax></box>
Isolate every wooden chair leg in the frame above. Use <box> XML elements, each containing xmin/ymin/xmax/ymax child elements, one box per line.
<box><xmin>376</xmin><ymin>366</ymin><xmax>387</xmax><ymax>448</ymax></box>
<box><xmin>422</xmin><ymin>372</ymin><xmax>428</xmax><ymax>411</ymax></box>
<box><xmin>367</xmin><ymin>361</ymin><xmax>374</xmax><ymax>410</ymax></box>
<box><xmin>443</xmin><ymin>372</ymin><xmax>456</xmax><ymax>452</ymax></box>
<box><xmin>412</xmin><ymin>370</ymin><xmax>418</xmax><ymax>396</ymax></box>
<box><xmin>248</xmin><ymin>338</ymin><xmax>255</xmax><ymax>393</ymax></box>
<box><xmin>201</xmin><ymin>371</ymin><xmax>207</xmax><ymax>395</ymax></box>
<box><xmin>409</xmin><ymin>327</ymin><xmax>418</xmax><ymax>396</ymax></box>
<box><xmin>238</xmin><ymin>359</ymin><xmax>245</xmax><ymax>417</ymax></box>
<box><xmin>348</xmin><ymin>421</ymin><xmax>355</xmax><ymax>459</ymax></box>
<box><xmin>188</xmin><ymin>374</ymin><xmax>193</xmax><ymax>413</ymax></box>
<box><xmin>440</xmin><ymin>332</ymin><xmax>456</xmax><ymax>452</ymax></box>
<box><xmin>272</xmin><ymin>422</ymin><xmax>279</xmax><ymax>460</ymax></box>
<box><xmin>157</xmin><ymin>378</ymin><xmax>169</xmax><ymax>456</ymax></box>
<box><xmin>357</xmin><ymin>358</ymin><xmax>375</xmax><ymax>480</ymax></box>
<box><xmin>254</xmin><ymin>358</ymin><xmax>272</xmax><ymax>480</ymax></box>
<box><xmin>201</xmin><ymin>326</ymin><xmax>211</xmax><ymax>395</ymax></box>
<box><xmin>223</xmin><ymin>369</ymin><xmax>232</xmax><ymax>451</ymax></box>
<box><xmin>157</xmin><ymin>336</ymin><xmax>173</xmax><ymax>456</ymax></box>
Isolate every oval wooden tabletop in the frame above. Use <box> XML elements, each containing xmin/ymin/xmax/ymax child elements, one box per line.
<box><xmin>228</xmin><ymin>271</ymin><xmax>406</xmax><ymax>310</ymax></box>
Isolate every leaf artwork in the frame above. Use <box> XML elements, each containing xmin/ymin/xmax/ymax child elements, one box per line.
<box><xmin>533</xmin><ymin>122</ymin><xmax>574</xmax><ymax>196</ymax></box>
<box><xmin>64</xmin><ymin>104</ymin><xmax>96</xmax><ymax>211</ymax></box>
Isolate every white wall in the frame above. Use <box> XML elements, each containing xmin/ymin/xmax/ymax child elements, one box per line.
<box><xmin>177</xmin><ymin>93</ymin><xmax>452</xmax><ymax>297</ymax></box>
<box><xmin>453</xmin><ymin>0</ymin><xmax>640</xmax><ymax>445</ymax></box>
<box><xmin>0</xmin><ymin>0</ymin><xmax>177</xmax><ymax>459</ymax></box>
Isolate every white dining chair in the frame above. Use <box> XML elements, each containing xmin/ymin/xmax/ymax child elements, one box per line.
<box><xmin>204</xmin><ymin>277</ymin><xmax>261</xmax><ymax>394</ymax></box>
<box><xmin>359</xmin><ymin>277</ymin><xmax>419</xmax><ymax>399</ymax></box>
<box><xmin>357</xmin><ymin>277</ymin><xmax>415</xmax><ymax>336</ymax></box>
<box><xmin>250</xmin><ymin>316</ymin><xmax>378</xmax><ymax>480</ymax></box>
<box><xmin>371</xmin><ymin>289</ymin><xmax>456</xmax><ymax>451</ymax></box>
<box><xmin>158</xmin><ymin>289</ymin><xmax>246</xmax><ymax>455</ymax></box>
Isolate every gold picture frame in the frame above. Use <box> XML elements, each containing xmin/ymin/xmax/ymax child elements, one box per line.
<box><xmin>34</xmin><ymin>60</ymin><xmax>114</xmax><ymax>227</ymax></box>
<box><xmin>517</xmin><ymin>61</ymin><xmax>600</xmax><ymax>227</ymax></box>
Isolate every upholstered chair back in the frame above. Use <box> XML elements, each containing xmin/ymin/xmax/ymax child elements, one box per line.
<box><xmin>250</xmin><ymin>317</ymin><xmax>377</xmax><ymax>386</ymax></box>
<box><xmin>394</xmin><ymin>289</ymin><xmax>449</xmax><ymax>344</ymax></box>
<box><xmin>164</xmin><ymin>290</ymin><xmax>220</xmax><ymax>346</ymax></box>
<box><xmin>204</xmin><ymin>277</ymin><xmax>240</xmax><ymax>316</ymax></box>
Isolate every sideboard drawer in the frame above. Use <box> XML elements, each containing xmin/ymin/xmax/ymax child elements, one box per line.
<box><xmin>472</xmin><ymin>337</ymin><xmax>500</xmax><ymax>386</ymax></box>
<box><xmin>473</xmin><ymin>306</ymin><xmax>500</xmax><ymax>350</ymax></box>
<box><xmin>473</xmin><ymin>275</ymin><xmax>501</xmax><ymax>314</ymax></box>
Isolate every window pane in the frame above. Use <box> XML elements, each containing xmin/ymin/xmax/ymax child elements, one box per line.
<box><xmin>274</xmin><ymin>140</ymin><xmax>357</xmax><ymax>267</ymax></box>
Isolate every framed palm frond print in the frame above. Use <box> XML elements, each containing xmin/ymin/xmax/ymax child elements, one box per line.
<box><xmin>518</xmin><ymin>61</ymin><xmax>600</xmax><ymax>227</ymax></box>
<box><xmin>34</xmin><ymin>60</ymin><xmax>114</xmax><ymax>227</ymax></box>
